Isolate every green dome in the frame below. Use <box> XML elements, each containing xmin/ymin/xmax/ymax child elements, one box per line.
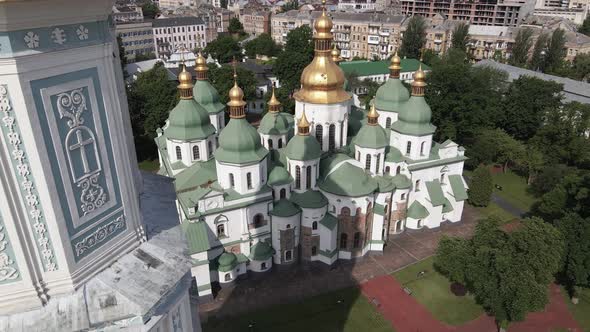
<box><xmin>354</xmin><ymin>124</ymin><xmax>388</xmax><ymax>149</ymax></box>
<box><xmin>164</xmin><ymin>99</ymin><xmax>216</xmax><ymax>140</ymax></box>
<box><xmin>285</xmin><ymin>135</ymin><xmax>321</xmax><ymax>161</ymax></box>
<box><xmin>215</xmin><ymin>118</ymin><xmax>269</xmax><ymax>164</ymax></box>
<box><xmin>193</xmin><ymin>80</ymin><xmax>225</xmax><ymax>114</ymax></box>
<box><xmin>249</xmin><ymin>241</ymin><xmax>274</xmax><ymax>261</ymax></box>
<box><xmin>391</xmin><ymin>97</ymin><xmax>436</xmax><ymax>136</ymax></box>
<box><xmin>258</xmin><ymin>112</ymin><xmax>292</xmax><ymax>135</ymax></box>
<box><xmin>375</xmin><ymin>78</ymin><xmax>410</xmax><ymax>113</ymax></box>
<box><xmin>267</xmin><ymin>166</ymin><xmax>292</xmax><ymax>186</ymax></box>
<box><xmin>218</xmin><ymin>252</ymin><xmax>238</xmax><ymax>272</ymax></box>
<box><xmin>319</xmin><ymin>162</ymin><xmax>378</xmax><ymax>197</ymax></box>
<box><xmin>270</xmin><ymin>199</ymin><xmax>301</xmax><ymax>217</ymax></box>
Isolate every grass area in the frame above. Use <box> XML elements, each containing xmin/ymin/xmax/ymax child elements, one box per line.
<box><xmin>392</xmin><ymin>257</ymin><xmax>484</xmax><ymax>326</ymax></box>
<box><xmin>138</xmin><ymin>159</ymin><xmax>159</xmax><ymax>172</ymax></box>
<box><xmin>491</xmin><ymin>170</ymin><xmax>538</xmax><ymax>212</ymax></box>
<box><xmin>562</xmin><ymin>286</ymin><xmax>590</xmax><ymax>331</ymax></box>
<box><xmin>473</xmin><ymin>202</ymin><xmax>517</xmax><ymax>224</ymax></box>
<box><xmin>202</xmin><ymin>287</ymin><xmax>394</xmax><ymax>332</ymax></box>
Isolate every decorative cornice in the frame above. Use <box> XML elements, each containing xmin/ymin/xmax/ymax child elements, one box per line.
<box><xmin>0</xmin><ymin>216</ymin><xmax>20</xmax><ymax>284</ymax></box>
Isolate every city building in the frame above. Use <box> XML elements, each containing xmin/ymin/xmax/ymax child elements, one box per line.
<box><xmin>466</xmin><ymin>25</ymin><xmax>515</xmax><ymax>61</ymax></box>
<box><xmin>116</xmin><ymin>21</ymin><xmax>156</xmax><ymax>62</ymax></box>
<box><xmin>112</xmin><ymin>4</ymin><xmax>143</xmax><ymax>23</ymax></box>
<box><xmin>401</xmin><ymin>0</ymin><xmax>535</xmax><ymax>27</ymax></box>
<box><xmin>159</xmin><ymin>0</ymin><xmax>198</xmax><ymax>9</ymax></box>
<box><xmin>241</xmin><ymin>8</ymin><xmax>272</xmax><ymax>36</ymax></box>
<box><xmin>156</xmin><ymin>9</ymin><xmax>468</xmax><ymax>300</ymax></box>
<box><xmin>533</xmin><ymin>5</ymin><xmax>588</xmax><ymax>24</ymax></box>
<box><xmin>216</xmin><ymin>8</ymin><xmax>238</xmax><ymax>32</ymax></box>
<box><xmin>0</xmin><ymin>0</ymin><xmax>195</xmax><ymax>330</ymax></box>
<box><xmin>337</xmin><ymin>0</ymin><xmax>379</xmax><ymax>12</ymax></box>
<box><xmin>238</xmin><ymin>59</ymin><xmax>279</xmax><ymax>114</ymax></box>
<box><xmin>152</xmin><ymin>16</ymin><xmax>208</xmax><ymax>59</ymax></box>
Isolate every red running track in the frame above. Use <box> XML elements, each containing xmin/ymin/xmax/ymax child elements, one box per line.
<box><xmin>360</xmin><ymin>275</ymin><xmax>582</xmax><ymax>332</ymax></box>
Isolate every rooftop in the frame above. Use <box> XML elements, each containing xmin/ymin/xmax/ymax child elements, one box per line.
<box><xmin>339</xmin><ymin>59</ymin><xmax>430</xmax><ymax>77</ymax></box>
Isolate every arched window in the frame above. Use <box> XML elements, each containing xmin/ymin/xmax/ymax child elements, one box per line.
<box><xmin>229</xmin><ymin>173</ymin><xmax>235</xmax><ymax>188</ymax></box>
<box><xmin>268</xmin><ymin>139</ymin><xmax>273</xmax><ymax>149</ymax></box>
<box><xmin>396</xmin><ymin>220</ymin><xmax>402</xmax><ymax>232</ymax></box>
<box><xmin>386</xmin><ymin>117</ymin><xmax>392</xmax><ymax>129</ymax></box>
<box><xmin>306</xmin><ymin>165</ymin><xmax>312</xmax><ymax>189</ymax></box>
<box><xmin>286</xmin><ymin>224</ymin><xmax>291</xmax><ymax>228</ymax></box>
<box><xmin>440</xmin><ymin>173</ymin><xmax>445</xmax><ymax>184</ymax></box>
<box><xmin>225</xmin><ymin>273</ymin><xmax>231</xmax><ymax>281</ymax></box>
<box><xmin>340</xmin><ymin>233</ymin><xmax>348</xmax><ymax>249</ymax></box>
<box><xmin>356</xmin><ymin>207</ymin><xmax>362</xmax><ymax>216</ymax></box>
<box><xmin>375</xmin><ymin>153</ymin><xmax>381</xmax><ymax>173</ymax></box>
<box><xmin>417</xmin><ymin>219</ymin><xmax>423</xmax><ymax>228</ymax></box>
<box><xmin>401</xmin><ymin>193</ymin><xmax>406</xmax><ymax>200</ymax></box>
<box><xmin>365</xmin><ymin>154</ymin><xmax>371</xmax><ymax>170</ymax></box>
<box><xmin>396</xmin><ymin>166</ymin><xmax>401</xmax><ymax>175</ymax></box>
<box><xmin>247</xmin><ymin>172</ymin><xmax>253</xmax><ymax>189</ymax></box>
<box><xmin>315</xmin><ymin>124</ymin><xmax>323</xmax><ymax>148</ymax></box>
<box><xmin>285</xmin><ymin>250</ymin><xmax>292</xmax><ymax>261</ymax></box>
<box><xmin>175</xmin><ymin>146</ymin><xmax>182</xmax><ymax>160</ymax></box>
<box><xmin>253</xmin><ymin>214</ymin><xmax>264</xmax><ymax>228</ymax></box>
<box><xmin>261</xmin><ymin>262</ymin><xmax>267</xmax><ymax>270</ymax></box>
<box><xmin>420</xmin><ymin>141</ymin><xmax>425</xmax><ymax>156</ymax></box>
<box><xmin>312</xmin><ymin>221</ymin><xmax>318</xmax><ymax>230</ymax></box>
<box><xmin>278</xmin><ymin>138</ymin><xmax>283</xmax><ymax>148</ymax></box>
<box><xmin>295</xmin><ymin>166</ymin><xmax>301</xmax><ymax>189</ymax></box>
<box><xmin>280</xmin><ymin>188</ymin><xmax>286</xmax><ymax>199</ymax></box>
<box><xmin>341</xmin><ymin>206</ymin><xmax>350</xmax><ymax>216</ymax></box>
<box><xmin>385</xmin><ymin>166</ymin><xmax>390</xmax><ymax>174</ymax></box>
<box><xmin>406</xmin><ymin>141</ymin><xmax>411</xmax><ymax>155</ymax></box>
<box><xmin>415</xmin><ymin>180</ymin><xmax>421</xmax><ymax>191</ymax></box>
<box><xmin>208</xmin><ymin>140</ymin><xmax>213</xmax><ymax>157</ymax></box>
<box><xmin>192</xmin><ymin>146</ymin><xmax>200</xmax><ymax>160</ymax></box>
<box><xmin>217</xmin><ymin>224</ymin><xmax>226</xmax><ymax>238</ymax></box>
<box><xmin>311</xmin><ymin>246</ymin><xmax>317</xmax><ymax>256</ymax></box>
<box><xmin>329</xmin><ymin>124</ymin><xmax>336</xmax><ymax>150</ymax></box>
<box><xmin>353</xmin><ymin>232</ymin><xmax>361</xmax><ymax>248</ymax></box>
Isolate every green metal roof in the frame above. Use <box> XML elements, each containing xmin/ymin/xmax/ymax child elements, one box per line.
<box><xmin>215</xmin><ymin>118</ymin><xmax>269</xmax><ymax>164</ymax></box>
<box><xmin>290</xmin><ymin>190</ymin><xmax>328</xmax><ymax>209</ymax></box>
<box><xmin>267</xmin><ymin>166</ymin><xmax>293</xmax><ymax>186</ymax></box>
<box><xmin>373</xmin><ymin>203</ymin><xmax>386</xmax><ymax>216</ymax></box>
<box><xmin>285</xmin><ymin>134</ymin><xmax>322</xmax><ymax>161</ymax></box>
<box><xmin>375</xmin><ymin>78</ymin><xmax>410</xmax><ymax>113</ymax></box>
<box><xmin>425</xmin><ymin>180</ymin><xmax>445</xmax><ymax>207</ymax></box>
<box><xmin>319</xmin><ymin>162</ymin><xmax>378</xmax><ymax>197</ymax></box>
<box><xmin>320</xmin><ymin>153</ymin><xmax>352</xmax><ymax>179</ymax></box>
<box><xmin>339</xmin><ymin>59</ymin><xmax>429</xmax><ymax>77</ymax></box>
<box><xmin>270</xmin><ymin>199</ymin><xmax>301</xmax><ymax>217</ymax></box>
<box><xmin>258</xmin><ymin>112</ymin><xmax>293</xmax><ymax>135</ymax></box>
<box><xmin>442</xmin><ymin>198</ymin><xmax>454</xmax><ymax>213</ymax></box>
<box><xmin>319</xmin><ymin>213</ymin><xmax>338</xmax><ymax>230</ymax></box>
<box><xmin>375</xmin><ymin>176</ymin><xmax>396</xmax><ymax>193</ymax></box>
<box><xmin>218</xmin><ymin>252</ymin><xmax>238</xmax><ymax>272</ymax></box>
<box><xmin>390</xmin><ymin>96</ymin><xmax>436</xmax><ymax>136</ymax></box>
<box><xmin>174</xmin><ymin>158</ymin><xmax>218</xmax><ymax>193</ymax></box>
<box><xmin>193</xmin><ymin>80</ymin><xmax>225</xmax><ymax>114</ymax></box>
<box><xmin>385</xmin><ymin>147</ymin><xmax>404</xmax><ymax>162</ymax></box>
<box><xmin>391</xmin><ymin>174</ymin><xmax>411</xmax><ymax>189</ymax></box>
<box><xmin>354</xmin><ymin>123</ymin><xmax>388</xmax><ymax>149</ymax></box>
<box><xmin>249</xmin><ymin>241</ymin><xmax>275</xmax><ymax>261</ymax></box>
<box><xmin>181</xmin><ymin>221</ymin><xmax>211</xmax><ymax>254</ymax></box>
<box><xmin>407</xmin><ymin>201</ymin><xmax>430</xmax><ymax>219</ymax></box>
<box><xmin>164</xmin><ymin>99</ymin><xmax>216</xmax><ymax>140</ymax></box>
<box><xmin>449</xmin><ymin>175</ymin><xmax>468</xmax><ymax>201</ymax></box>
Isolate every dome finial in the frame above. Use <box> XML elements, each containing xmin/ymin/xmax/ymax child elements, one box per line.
<box><xmin>268</xmin><ymin>84</ymin><xmax>281</xmax><ymax>113</ymax></box>
<box><xmin>228</xmin><ymin>58</ymin><xmax>246</xmax><ymax>118</ymax></box>
<box><xmin>298</xmin><ymin>108</ymin><xmax>311</xmax><ymax>135</ymax></box>
<box><xmin>177</xmin><ymin>65</ymin><xmax>193</xmax><ymax>99</ymax></box>
<box><xmin>411</xmin><ymin>64</ymin><xmax>426</xmax><ymax>96</ymax></box>
<box><xmin>389</xmin><ymin>49</ymin><xmax>401</xmax><ymax>78</ymax></box>
<box><xmin>331</xmin><ymin>43</ymin><xmax>342</xmax><ymax>63</ymax></box>
<box><xmin>195</xmin><ymin>51</ymin><xmax>208</xmax><ymax>80</ymax></box>
<box><xmin>367</xmin><ymin>98</ymin><xmax>379</xmax><ymax>125</ymax></box>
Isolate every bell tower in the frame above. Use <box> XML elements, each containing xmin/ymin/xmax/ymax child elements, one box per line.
<box><xmin>0</xmin><ymin>0</ymin><xmax>145</xmax><ymax>313</ymax></box>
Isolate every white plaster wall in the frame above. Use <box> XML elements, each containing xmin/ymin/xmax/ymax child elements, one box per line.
<box><xmin>270</xmin><ymin>213</ymin><xmax>300</xmax><ymax>264</ymax></box>
<box><xmin>249</xmin><ymin>257</ymin><xmax>272</xmax><ymax>272</ymax></box>
<box><xmin>355</xmin><ymin>145</ymin><xmax>386</xmax><ymax>176</ymax></box>
<box><xmin>294</xmin><ymin>101</ymin><xmax>350</xmax><ymax>151</ymax></box>
<box><xmin>260</xmin><ymin>133</ymin><xmax>287</xmax><ymax>150</ymax></box>
<box><xmin>390</xmin><ymin>131</ymin><xmax>433</xmax><ymax>161</ymax></box>
<box><xmin>377</xmin><ymin>110</ymin><xmax>399</xmax><ymax>129</ymax></box>
<box><xmin>272</xmin><ymin>184</ymin><xmax>291</xmax><ymax>201</ymax></box>
<box><xmin>208</xmin><ymin>113</ymin><xmax>225</xmax><ymax>133</ymax></box>
<box><xmin>216</xmin><ymin>158</ymin><xmax>267</xmax><ymax>195</ymax></box>
<box><xmin>287</xmin><ymin>158</ymin><xmax>320</xmax><ymax>192</ymax></box>
<box><xmin>322</xmin><ymin>191</ymin><xmax>374</xmax><ymax>216</ymax></box>
<box><xmin>166</xmin><ymin>136</ymin><xmax>216</xmax><ymax>167</ymax></box>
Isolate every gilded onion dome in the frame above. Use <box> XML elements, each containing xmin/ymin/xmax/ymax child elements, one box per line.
<box><xmin>331</xmin><ymin>44</ymin><xmax>342</xmax><ymax>64</ymax></box>
<box><xmin>193</xmin><ymin>52</ymin><xmax>224</xmax><ymax>115</ymax></box>
<box><xmin>164</xmin><ymin>65</ymin><xmax>216</xmax><ymax>140</ymax></box>
<box><xmin>374</xmin><ymin>51</ymin><xmax>410</xmax><ymax>113</ymax></box>
<box><xmin>293</xmin><ymin>4</ymin><xmax>349</xmax><ymax>104</ymax></box>
<box><xmin>390</xmin><ymin>65</ymin><xmax>436</xmax><ymax>136</ymax></box>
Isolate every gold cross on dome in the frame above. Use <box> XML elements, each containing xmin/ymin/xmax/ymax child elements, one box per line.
<box><xmin>231</xmin><ymin>56</ymin><xmax>238</xmax><ymax>79</ymax></box>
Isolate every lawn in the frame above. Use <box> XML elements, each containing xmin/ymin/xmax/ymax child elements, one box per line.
<box><xmin>491</xmin><ymin>170</ymin><xmax>537</xmax><ymax>212</ymax></box>
<box><xmin>138</xmin><ymin>159</ymin><xmax>159</xmax><ymax>172</ymax></box>
<box><xmin>473</xmin><ymin>202</ymin><xmax>517</xmax><ymax>224</ymax></box>
<box><xmin>392</xmin><ymin>257</ymin><xmax>484</xmax><ymax>326</ymax></box>
<box><xmin>562</xmin><ymin>286</ymin><xmax>590</xmax><ymax>331</ymax></box>
<box><xmin>202</xmin><ymin>287</ymin><xmax>394</xmax><ymax>332</ymax></box>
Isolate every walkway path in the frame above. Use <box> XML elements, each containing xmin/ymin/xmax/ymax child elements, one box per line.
<box><xmin>361</xmin><ymin>276</ymin><xmax>581</xmax><ymax>332</ymax></box>
<box><xmin>491</xmin><ymin>193</ymin><xmax>526</xmax><ymax>218</ymax></box>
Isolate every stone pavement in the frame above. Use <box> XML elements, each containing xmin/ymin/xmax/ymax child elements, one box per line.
<box><xmin>198</xmin><ymin>205</ymin><xmax>481</xmax><ymax>322</ymax></box>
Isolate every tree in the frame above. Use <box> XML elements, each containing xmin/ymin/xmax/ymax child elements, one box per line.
<box><xmin>141</xmin><ymin>1</ymin><xmax>159</xmax><ymax>19</ymax></box>
<box><xmin>359</xmin><ymin>79</ymin><xmax>381</xmax><ymax>110</ymax></box>
<box><xmin>280</xmin><ymin>0</ymin><xmax>299</xmax><ymax>12</ymax></box>
<box><xmin>228</xmin><ymin>17</ymin><xmax>244</xmax><ymax>35</ymax></box>
<box><xmin>117</xmin><ymin>35</ymin><xmax>127</xmax><ymax>73</ymax></box>
<box><xmin>421</xmin><ymin>48</ymin><xmax>438</xmax><ymax>66</ymax></box>
<box><xmin>545</xmin><ymin>28</ymin><xmax>567</xmax><ymax>74</ymax></box>
<box><xmin>535</xmin><ymin>170</ymin><xmax>590</xmax><ymax>220</ymax></box>
<box><xmin>580</xmin><ymin>16</ymin><xmax>590</xmax><ymax>36</ymax></box>
<box><xmin>509</xmin><ymin>28</ymin><xmax>534</xmax><ymax>67</ymax></box>
<box><xmin>530</xmin><ymin>164</ymin><xmax>570</xmax><ymax>196</ymax></box>
<box><xmin>400</xmin><ymin>15</ymin><xmax>426</xmax><ymax>59</ymax></box>
<box><xmin>451</xmin><ymin>22</ymin><xmax>470</xmax><ymax>51</ymax></box>
<box><xmin>556</xmin><ymin>213</ymin><xmax>590</xmax><ymax>296</ymax></box>
<box><xmin>204</xmin><ymin>35</ymin><xmax>242</xmax><ymax>63</ymax></box>
<box><xmin>569</xmin><ymin>53</ymin><xmax>590</xmax><ymax>82</ymax></box>
<box><xmin>220</xmin><ymin>0</ymin><xmax>228</xmax><ymax>9</ymax></box>
<box><xmin>520</xmin><ymin>146</ymin><xmax>545</xmax><ymax>185</ymax></box>
<box><xmin>244</xmin><ymin>33</ymin><xmax>281</xmax><ymax>58</ymax></box>
<box><xmin>208</xmin><ymin>63</ymin><xmax>257</xmax><ymax>105</ymax></box>
<box><xmin>500</xmin><ymin>75</ymin><xmax>563</xmax><ymax>140</ymax></box>
<box><xmin>434</xmin><ymin>236</ymin><xmax>470</xmax><ymax>284</ymax></box>
<box><xmin>468</xmin><ymin>165</ymin><xmax>493</xmax><ymax>207</ymax></box>
<box><xmin>529</xmin><ymin>33</ymin><xmax>548</xmax><ymax>72</ymax></box>
<box><xmin>274</xmin><ymin>25</ymin><xmax>314</xmax><ymax>94</ymax></box>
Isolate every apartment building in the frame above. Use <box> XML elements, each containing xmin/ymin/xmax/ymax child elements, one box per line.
<box><xmin>158</xmin><ymin>0</ymin><xmax>198</xmax><ymax>8</ymax></box>
<box><xmin>401</xmin><ymin>0</ymin><xmax>534</xmax><ymax>27</ymax></box>
<box><xmin>152</xmin><ymin>16</ymin><xmax>208</xmax><ymax>59</ymax></box>
<box><xmin>113</xmin><ymin>5</ymin><xmax>144</xmax><ymax>23</ymax></box>
<box><xmin>116</xmin><ymin>21</ymin><xmax>156</xmax><ymax>62</ymax></box>
<box><xmin>216</xmin><ymin>8</ymin><xmax>237</xmax><ymax>32</ymax></box>
<box><xmin>241</xmin><ymin>8</ymin><xmax>272</xmax><ymax>36</ymax></box>
<box><xmin>337</xmin><ymin>0</ymin><xmax>379</xmax><ymax>12</ymax></box>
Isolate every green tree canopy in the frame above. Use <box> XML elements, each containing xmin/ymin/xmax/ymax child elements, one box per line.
<box><xmin>556</xmin><ymin>213</ymin><xmax>590</xmax><ymax>293</ymax></box>
<box><xmin>244</xmin><ymin>33</ymin><xmax>281</xmax><ymax>58</ymax></box>
<box><xmin>509</xmin><ymin>28</ymin><xmax>534</xmax><ymax>67</ymax></box>
<box><xmin>468</xmin><ymin>165</ymin><xmax>493</xmax><ymax>207</ymax></box>
<box><xmin>204</xmin><ymin>35</ymin><xmax>242</xmax><ymax>64</ymax></box>
<box><xmin>580</xmin><ymin>16</ymin><xmax>590</xmax><ymax>36</ymax></box>
<box><xmin>569</xmin><ymin>53</ymin><xmax>590</xmax><ymax>82</ymax></box>
<box><xmin>535</xmin><ymin>170</ymin><xmax>590</xmax><ymax>220</ymax></box>
<box><xmin>273</xmin><ymin>25</ymin><xmax>314</xmax><ymax>93</ymax></box>
<box><xmin>140</xmin><ymin>1</ymin><xmax>159</xmax><ymax>19</ymax></box>
<box><xmin>228</xmin><ymin>17</ymin><xmax>244</xmax><ymax>34</ymax></box>
<box><xmin>451</xmin><ymin>22</ymin><xmax>470</xmax><ymax>51</ymax></box>
<box><xmin>280</xmin><ymin>0</ymin><xmax>299</xmax><ymax>12</ymax></box>
<box><xmin>545</xmin><ymin>28</ymin><xmax>567</xmax><ymax>74</ymax></box>
<box><xmin>208</xmin><ymin>63</ymin><xmax>257</xmax><ymax>105</ymax></box>
<box><xmin>470</xmin><ymin>129</ymin><xmax>525</xmax><ymax>172</ymax></box>
<box><xmin>529</xmin><ymin>33</ymin><xmax>548</xmax><ymax>72</ymax></box>
<box><xmin>400</xmin><ymin>16</ymin><xmax>426</xmax><ymax>59</ymax></box>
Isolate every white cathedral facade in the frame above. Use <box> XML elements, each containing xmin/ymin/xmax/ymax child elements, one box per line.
<box><xmin>156</xmin><ymin>9</ymin><xmax>469</xmax><ymax>300</ymax></box>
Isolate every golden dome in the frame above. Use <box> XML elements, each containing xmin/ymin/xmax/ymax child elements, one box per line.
<box><xmin>177</xmin><ymin>65</ymin><xmax>193</xmax><ymax>99</ymax></box>
<box><xmin>367</xmin><ymin>99</ymin><xmax>379</xmax><ymax>125</ymax></box>
<box><xmin>195</xmin><ymin>51</ymin><xmax>208</xmax><ymax>76</ymax></box>
<box><xmin>228</xmin><ymin>82</ymin><xmax>246</xmax><ymax>107</ymax></box>
<box><xmin>314</xmin><ymin>10</ymin><xmax>333</xmax><ymax>39</ymax></box>
<box><xmin>298</xmin><ymin>109</ymin><xmax>311</xmax><ymax>135</ymax></box>
<box><xmin>389</xmin><ymin>51</ymin><xmax>401</xmax><ymax>71</ymax></box>
<box><xmin>413</xmin><ymin>65</ymin><xmax>426</xmax><ymax>86</ymax></box>
<box><xmin>331</xmin><ymin>44</ymin><xmax>341</xmax><ymax>63</ymax></box>
<box><xmin>268</xmin><ymin>86</ymin><xmax>281</xmax><ymax>112</ymax></box>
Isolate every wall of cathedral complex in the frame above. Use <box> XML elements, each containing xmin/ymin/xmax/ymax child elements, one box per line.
<box><xmin>294</xmin><ymin>102</ymin><xmax>349</xmax><ymax>151</ymax></box>
<box><xmin>287</xmin><ymin>158</ymin><xmax>320</xmax><ymax>192</ymax></box>
<box><xmin>260</xmin><ymin>133</ymin><xmax>287</xmax><ymax>150</ymax></box>
<box><xmin>216</xmin><ymin>159</ymin><xmax>268</xmax><ymax>195</ymax></box>
<box><xmin>165</xmin><ymin>135</ymin><xmax>217</xmax><ymax>169</ymax></box>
